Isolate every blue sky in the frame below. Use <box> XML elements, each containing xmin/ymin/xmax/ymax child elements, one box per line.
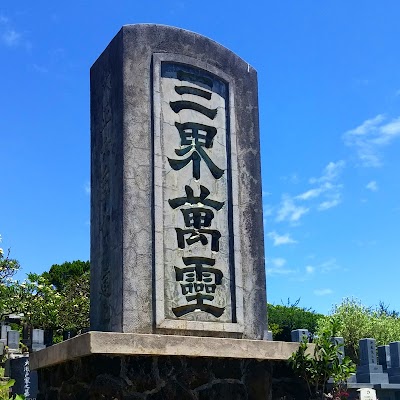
<box><xmin>1</xmin><ymin>1</ymin><xmax>399</xmax><ymax>315</ymax></box>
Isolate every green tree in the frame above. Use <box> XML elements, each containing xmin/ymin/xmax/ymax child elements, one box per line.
<box><xmin>0</xmin><ymin>274</ymin><xmax>61</xmax><ymax>328</ymax></box>
<box><xmin>58</xmin><ymin>271</ymin><xmax>90</xmax><ymax>330</ymax></box>
<box><xmin>268</xmin><ymin>299</ymin><xmax>324</xmax><ymax>341</ymax></box>
<box><xmin>317</xmin><ymin>298</ymin><xmax>400</xmax><ymax>363</ymax></box>
<box><xmin>0</xmin><ymin>235</ymin><xmax>20</xmax><ymax>283</ymax></box>
<box><xmin>41</xmin><ymin>260</ymin><xmax>89</xmax><ymax>291</ymax></box>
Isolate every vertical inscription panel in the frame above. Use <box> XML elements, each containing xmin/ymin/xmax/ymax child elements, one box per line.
<box><xmin>154</xmin><ymin>54</ymin><xmax>243</xmax><ymax>333</ymax></box>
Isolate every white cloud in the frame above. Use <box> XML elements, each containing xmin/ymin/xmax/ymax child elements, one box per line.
<box><xmin>33</xmin><ymin>64</ymin><xmax>48</xmax><ymax>73</ymax></box>
<box><xmin>84</xmin><ymin>182</ymin><xmax>90</xmax><ymax>195</ymax></box>
<box><xmin>2</xmin><ymin>29</ymin><xmax>21</xmax><ymax>46</ymax></box>
<box><xmin>271</xmin><ymin>258</ymin><xmax>286</xmax><ymax>268</ymax></box>
<box><xmin>305</xmin><ymin>265</ymin><xmax>314</xmax><ymax>274</ymax></box>
<box><xmin>366</xmin><ymin>180</ymin><xmax>378</xmax><ymax>192</ymax></box>
<box><xmin>297</xmin><ymin>161</ymin><xmax>344</xmax><ymax>212</ymax></box>
<box><xmin>267</xmin><ymin>231</ymin><xmax>297</xmax><ymax>246</ymax></box>
<box><xmin>263</xmin><ymin>205</ymin><xmax>273</xmax><ymax>217</ymax></box>
<box><xmin>266</xmin><ymin>257</ymin><xmax>295</xmax><ymax>275</ymax></box>
<box><xmin>309</xmin><ymin>160</ymin><xmax>345</xmax><ymax>184</ymax></box>
<box><xmin>318</xmin><ymin>192</ymin><xmax>342</xmax><ymax>211</ymax></box>
<box><xmin>319</xmin><ymin>258</ymin><xmax>340</xmax><ymax>273</ymax></box>
<box><xmin>343</xmin><ymin>114</ymin><xmax>400</xmax><ymax>167</ymax></box>
<box><xmin>314</xmin><ymin>288</ymin><xmax>333</xmax><ymax>296</ymax></box>
<box><xmin>281</xmin><ymin>173</ymin><xmax>300</xmax><ymax>184</ymax></box>
<box><xmin>276</xmin><ymin>195</ymin><xmax>309</xmax><ymax>223</ymax></box>
<box><xmin>296</xmin><ymin>187</ymin><xmax>325</xmax><ymax>201</ymax></box>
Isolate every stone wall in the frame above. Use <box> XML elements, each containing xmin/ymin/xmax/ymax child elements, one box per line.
<box><xmin>36</xmin><ymin>355</ymin><xmax>308</xmax><ymax>400</ymax></box>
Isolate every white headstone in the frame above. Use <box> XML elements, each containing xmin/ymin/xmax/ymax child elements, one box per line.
<box><xmin>32</xmin><ymin>329</ymin><xmax>44</xmax><ymax>344</ymax></box>
<box><xmin>358</xmin><ymin>388</ymin><xmax>377</xmax><ymax>400</ymax></box>
<box><xmin>7</xmin><ymin>330</ymin><xmax>20</xmax><ymax>350</ymax></box>
<box><xmin>1</xmin><ymin>324</ymin><xmax>11</xmax><ymax>339</ymax></box>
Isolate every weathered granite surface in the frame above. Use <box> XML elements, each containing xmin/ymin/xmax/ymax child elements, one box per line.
<box><xmin>90</xmin><ymin>24</ymin><xmax>266</xmax><ymax>338</ymax></box>
<box><xmin>29</xmin><ymin>332</ymin><xmax>305</xmax><ymax>371</ymax></box>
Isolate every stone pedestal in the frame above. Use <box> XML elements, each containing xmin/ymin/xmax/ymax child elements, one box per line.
<box><xmin>30</xmin><ymin>332</ymin><xmax>306</xmax><ymax>400</ymax></box>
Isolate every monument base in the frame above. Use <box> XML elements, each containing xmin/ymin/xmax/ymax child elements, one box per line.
<box><xmin>30</xmin><ymin>332</ymin><xmax>308</xmax><ymax>400</ymax></box>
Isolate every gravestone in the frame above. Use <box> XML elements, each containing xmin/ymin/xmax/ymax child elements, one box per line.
<box><xmin>331</xmin><ymin>336</ymin><xmax>345</xmax><ymax>364</ymax></box>
<box><xmin>7</xmin><ymin>330</ymin><xmax>20</xmax><ymax>351</ymax></box>
<box><xmin>43</xmin><ymin>329</ymin><xmax>53</xmax><ymax>347</ymax></box>
<box><xmin>32</xmin><ymin>329</ymin><xmax>46</xmax><ymax>352</ymax></box>
<box><xmin>264</xmin><ymin>330</ymin><xmax>273</xmax><ymax>341</ymax></box>
<box><xmin>358</xmin><ymin>388</ymin><xmax>377</xmax><ymax>400</ymax></box>
<box><xmin>0</xmin><ymin>323</ymin><xmax>11</xmax><ymax>344</ymax></box>
<box><xmin>90</xmin><ymin>24</ymin><xmax>266</xmax><ymax>338</ymax></box>
<box><xmin>291</xmin><ymin>329</ymin><xmax>309</xmax><ymax>342</ymax></box>
<box><xmin>0</xmin><ymin>341</ymin><xmax>4</xmax><ymax>355</ymax></box>
<box><xmin>22</xmin><ymin>324</ymin><xmax>32</xmax><ymax>349</ymax></box>
<box><xmin>378</xmin><ymin>345</ymin><xmax>391</xmax><ymax>372</ymax></box>
<box><xmin>356</xmin><ymin>338</ymin><xmax>389</xmax><ymax>383</ymax></box>
<box><xmin>388</xmin><ymin>342</ymin><xmax>400</xmax><ymax>383</ymax></box>
<box><xmin>7</xmin><ymin>356</ymin><xmax>38</xmax><ymax>400</ymax></box>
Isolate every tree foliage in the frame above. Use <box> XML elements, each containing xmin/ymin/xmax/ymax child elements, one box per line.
<box><xmin>268</xmin><ymin>299</ymin><xmax>324</xmax><ymax>341</ymax></box>
<box><xmin>0</xmin><ymin>254</ymin><xmax>90</xmax><ymax>332</ymax></box>
<box><xmin>58</xmin><ymin>271</ymin><xmax>90</xmax><ymax>330</ymax></box>
<box><xmin>41</xmin><ymin>260</ymin><xmax>90</xmax><ymax>291</ymax></box>
<box><xmin>0</xmin><ymin>273</ymin><xmax>61</xmax><ymax>327</ymax></box>
<box><xmin>317</xmin><ymin>297</ymin><xmax>400</xmax><ymax>363</ymax></box>
<box><xmin>0</xmin><ymin>235</ymin><xmax>20</xmax><ymax>283</ymax></box>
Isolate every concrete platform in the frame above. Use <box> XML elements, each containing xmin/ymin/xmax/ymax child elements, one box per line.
<box><xmin>30</xmin><ymin>332</ymin><xmax>305</xmax><ymax>371</ymax></box>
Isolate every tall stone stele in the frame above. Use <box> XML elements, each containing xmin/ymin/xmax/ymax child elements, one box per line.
<box><xmin>90</xmin><ymin>24</ymin><xmax>266</xmax><ymax>339</ymax></box>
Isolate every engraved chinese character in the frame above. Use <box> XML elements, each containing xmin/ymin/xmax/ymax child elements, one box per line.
<box><xmin>169</xmin><ymin>186</ymin><xmax>224</xmax><ymax>251</ymax></box>
<box><xmin>168</xmin><ymin>122</ymin><xmax>224</xmax><ymax>179</ymax></box>
<box><xmin>172</xmin><ymin>257</ymin><xmax>225</xmax><ymax>318</ymax></box>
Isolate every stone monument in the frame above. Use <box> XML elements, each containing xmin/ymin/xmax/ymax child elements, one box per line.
<box><xmin>30</xmin><ymin>25</ymin><xmax>305</xmax><ymax>399</ymax></box>
<box><xmin>90</xmin><ymin>23</ymin><xmax>266</xmax><ymax>338</ymax></box>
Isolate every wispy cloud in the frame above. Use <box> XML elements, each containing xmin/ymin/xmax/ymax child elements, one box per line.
<box><xmin>1</xmin><ymin>29</ymin><xmax>21</xmax><ymax>46</ymax></box>
<box><xmin>318</xmin><ymin>192</ymin><xmax>342</xmax><ymax>211</ymax></box>
<box><xmin>309</xmin><ymin>160</ymin><xmax>346</xmax><ymax>184</ymax></box>
<box><xmin>319</xmin><ymin>258</ymin><xmax>340</xmax><ymax>273</ymax></box>
<box><xmin>366</xmin><ymin>180</ymin><xmax>378</xmax><ymax>192</ymax></box>
<box><xmin>273</xmin><ymin>161</ymin><xmax>345</xmax><ymax>224</ymax></box>
<box><xmin>266</xmin><ymin>257</ymin><xmax>295</xmax><ymax>276</ymax></box>
<box><xmin>32</xmin><ymin>64</ymin><xmax>48</xmax><ymax>73</ymax></box>
<box><xmin>276</xmin><ymin>195</ymin><xmax>309</xmax><ymax>223</ymax></box>
<box><xmin>84</xmin><ymin>182</ymin><xmax>90</xmax><ymax>195</ymax></box>
<box><xmin>267</xmin><ymin>231</ymin><xmax>297</xmax><ymax>246</ymax></box>
<box><xmin>305</xmin><ymin>265</ymin><xmax>315</xmax><ymax>274</ymax></box>
<box><xmin>314</xmin><ymin>288</ymin><xmax>333</xmax><ymax>296</ymax></box>
<box><xmin>343</xmin><ymin>115</ymin><xmax>400</xmax><ymax>167</ymax></box>
<box><xmin>0</xmin><ymin>15</ymin><xmax>27</xmax><ymax>49</ymax></box>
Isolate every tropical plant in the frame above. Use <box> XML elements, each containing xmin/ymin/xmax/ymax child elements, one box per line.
<box><xmin>317</xmin><ymin>297</ymin><xmax>400</xmax><ymax>363</ymax></box>
<box><xmin>289</xmin><ymin>317</ymin><xmax>356</xmax><ymax>400</ymax></box>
